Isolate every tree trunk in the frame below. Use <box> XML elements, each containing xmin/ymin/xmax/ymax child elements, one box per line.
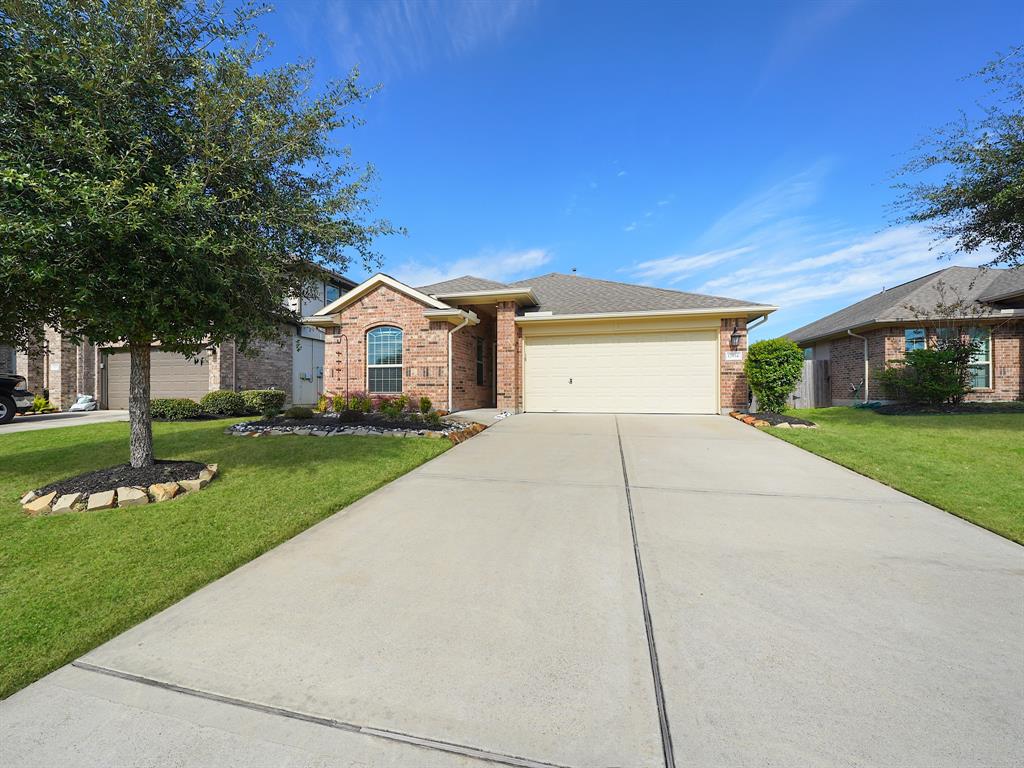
<box><xmin>128</xmin><ymin>341</ymin><xmax>154</xmax><ymax>468</ymax></box>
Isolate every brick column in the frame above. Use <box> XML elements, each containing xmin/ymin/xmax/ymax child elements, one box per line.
<box><xmin>496</xmin><ymin>301</ymin><xmax>521</xmax><ymax>412</ymax></box>
<box><xmin>720</xmin><ymin>318</ymin><xmax>748</xmax><ymax>412</ymax></box>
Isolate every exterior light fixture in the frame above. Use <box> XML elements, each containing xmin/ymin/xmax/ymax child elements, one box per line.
<box><xmin>729</xmin><ymin>323</ymin><xmax>742</xmax><ymax>349</ymax></box>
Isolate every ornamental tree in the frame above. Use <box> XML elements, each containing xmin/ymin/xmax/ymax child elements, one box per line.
<box><xmin>744</xmin><ymin>338</ymin><xmax>805</xmax><ymax>413</ymax></box>
<box><xmin>895</xmin><ymin>46</ymin><xmax>1024</xmax><ymax>267</ymax></box>
<box><xmin>0</xmin><ymin>0</ymin><xmax>396</xmax><ymax>466</ymax></box>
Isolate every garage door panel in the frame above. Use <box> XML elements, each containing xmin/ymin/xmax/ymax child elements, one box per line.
<box><xmin>105</xmin><ymin>351</ymin><xmax>210</xmax><ymax>409</ymax></box>
<box><xmin>525</xmin><ymin>330</ymin><xmax>717</xmax><ymax>414</ymax></box>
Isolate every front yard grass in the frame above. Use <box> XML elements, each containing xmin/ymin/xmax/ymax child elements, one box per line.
<box><xmin>766</xmin><ymin>407</ymin><xmax>1024</xmax><ymax>545</ymax></box>
<box><xmin>0</xmin><ymin>420</ymin><xmax>449</xmax><ymax>698</ymax></box>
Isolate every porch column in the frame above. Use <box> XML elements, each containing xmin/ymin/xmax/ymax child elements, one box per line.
<box><xmin>495</xmin><ymin>300</ymin><xmax>521</xmax><ymax>412</ymax></box>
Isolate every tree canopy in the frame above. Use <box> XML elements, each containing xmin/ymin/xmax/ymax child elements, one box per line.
<box><xmin>0</xmin><ymin>0</ymin><xmax>396</xmax><ymax>351</ymax></box>
<box><xmin>896</xmin><ymin>46</ymin><xmax>1024</xmax><ymax>268</ymax></box>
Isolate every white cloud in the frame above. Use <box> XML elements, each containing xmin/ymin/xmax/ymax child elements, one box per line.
<box><xmin>632</xmin><ymin>246</ymin><xmax>756</xmax><ymax>283</ymax></box>
<box><xmin>617</xmin><ymin>170</ymin><xmax>628</xmax><ymax>177</ymax></box>
<box><xmin>624</xmin><ymin>222</ymin><xmax>637</xmax><ymax>232</ymax></box>
<box><xmin>392</xmin><ymin>247</ymin><xmax>551</xmax><ymax>287</ymax></box>
<box><xmin>324</xmin><ymin>0</ymin><xmax>536</xmax><ymax>78</ymax></box>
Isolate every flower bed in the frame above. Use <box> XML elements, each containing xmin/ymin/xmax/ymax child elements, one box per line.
<box><xmin>21</xmin><ymin>461</ymin><xmax>219</xmax><ymax>515</ymax></box>
<box><xmin>226</xmin><ymin>412</ymin><xmax>486</xmax><ymax>442</ymax></box>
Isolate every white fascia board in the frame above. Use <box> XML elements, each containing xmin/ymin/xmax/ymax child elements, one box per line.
<box><xmin>424</xmin><ymin>308</ymin><xmax>480</xmax><ymax>326</ymax></box>
<box><xmin>430</xmin><ymin>288</ymin><xmax>538</xmax><ymax>306</ymax></box>
<box><xmin>515</xmin><ymin>305</ymin><xmax>777</xmax><ymax>323</ymax></box>
<box><xmin>314</xmin><ymin>273</ymin><xmax>450</xmax><ymax>316</ymax></box>
<box><xmin>302</xmin><ymin>314</ymin><xmax>339</xmax><ymax>327</ymax></box>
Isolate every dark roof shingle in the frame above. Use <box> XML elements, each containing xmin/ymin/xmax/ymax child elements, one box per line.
<box><xmin>416</xmin><ymin>275</ymin><xmax>510</xmax><ymax>294</ymax></box>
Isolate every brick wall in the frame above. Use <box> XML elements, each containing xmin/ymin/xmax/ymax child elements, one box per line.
<box><xmin>825</xmin><ymin>320</ymin><xmax>1023</xmax><ymax>403</ymax></box>
<box><xmin>451</xmin><ymin>316</ymin><xmax>496</xmax><ymax>411</ymax></box>
<box><xmin>212</xmin><ymin>331</ymin><xmax>294</xmax><ymax>403</ymax></box>
<box><xmin>323</xmin><ymin>285</ymin><xmax>451</xmax><ymax>408</ymax></box>
<box><xmin>720</xmin><ymin>318</ymin><xmax>748</xmax><ymax>411</ymax></box>
<box><xmin>496</xmin><ymin>301</ymin><xmax>522</xmax><ymax>412</ymax></box>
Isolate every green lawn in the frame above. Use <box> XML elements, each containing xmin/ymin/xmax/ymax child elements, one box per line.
<box><xmin>0</xmin><ymin>420</ymin><xmax>449</xmax><ymax>699</ymax></box>
<box><xmin>766</xmin><ymin>407</ymin><xmax>1024</xmax><ymax>545</ymax></box>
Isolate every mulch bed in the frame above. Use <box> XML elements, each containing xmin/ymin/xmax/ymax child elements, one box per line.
<box><xmin>746</xmin><ymin>411</ymin><xmax>817</xmax><ymax>427</ymax></box>
<box><xmin>35</xmin><ymin>460</ymin><xmax>207</xmax><ymax>497</ymax></box>
<box><xmin>874</xmin><ymin>402</ymin><xmax>1024</xmax><ymax>416</ymax></box>
<box><xmin>246</xmin><ymin>414</ymin><xmax>449</xmax><ymax>432</ymax></box>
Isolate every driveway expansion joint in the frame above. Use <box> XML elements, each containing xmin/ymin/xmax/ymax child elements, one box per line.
<box><xmin>71</xmin><ymin>661</ymin><xmax>574</xmax><ymax>768</ymax></box>
<box><xmin>627</xmin><ymin>483</ymin><xmax>925</xmax><ymax>506</ymax></box>
<box><xmin>615</xmin><ymin>417</ymin><xmax>676</xmax><ymax>768</ymax></box>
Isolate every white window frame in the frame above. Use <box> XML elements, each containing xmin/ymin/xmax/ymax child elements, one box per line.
<box><xmin>366</xmin><ymin>326</ymin><xmax>403</xmax><ymax>394</ymax></box>
<box><xmin>325</xmin><ymin>283</ymin><xmax>341</xmax><ymax>303</ymax></box>
<box><xmin>904</xmin><ymin>327</ymin><xmax>926</xmax><ymax>352</ymax></box>
<box><xmin>967</xmin><ymin>326</ymin><xmax>992</xmax><ymax>389</ymax></box>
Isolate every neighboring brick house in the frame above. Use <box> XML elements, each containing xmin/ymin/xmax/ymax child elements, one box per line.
<box><xmin>14</xmin><ymin>272</ymin><xmax>355</xmax><ymax>410</ymax></box>
<box><xmin>787</xmin><ymin>266</ymin><xmax>1024</xmax><ymax>405</ymax></box>
<box><xmin>306</xmin><ymin>272</ymin><xmax>776</xmax><ymax>414</ymax></box>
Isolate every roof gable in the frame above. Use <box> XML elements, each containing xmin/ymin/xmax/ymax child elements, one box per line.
<box><xmin>314</xmin><ymin>273</ymin><xmax>450</xmax><ymax>316</ymax></box>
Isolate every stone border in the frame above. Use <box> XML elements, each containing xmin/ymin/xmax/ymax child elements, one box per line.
<box><xmin>21</xmin><ymin>464</ymin><xmax>219</xmax><ymax>515</ymax></box>
<box><xmin>225</xmin><ymin>420</ymin><xmax>486</xmax><ymax>443</ymax></box>
<box><xmin>728</xmin><ymin>411</ymin><xmax>818</xmax><ymax>429</ymax></box>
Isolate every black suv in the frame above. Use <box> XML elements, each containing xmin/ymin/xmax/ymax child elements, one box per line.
<box><xmin>0</xmin><ymin>374</ymin><xmax>34</xmax><ymax>424</ymax></box>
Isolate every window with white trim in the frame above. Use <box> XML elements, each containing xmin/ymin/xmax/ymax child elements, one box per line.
<box><xmin>367</xmin><ymin>326</ymin><xmax>403</xmax><ymax>393</ymax></box>
<box><xmin>967</xmin><ymin>326</ymin><xmax>991</xmax><ymax>389</ymax></box>
<box><xmin>904</xmin><ymin>327</ymin><xmax>926</xmax><ymax>351</ymax></box>
<box><xmin>325</xmin><ymin>284</ymin><xmax>341</xmax><ymax>303</ymax></box>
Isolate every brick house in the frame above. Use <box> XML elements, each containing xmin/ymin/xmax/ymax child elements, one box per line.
<box><xmin>787</xmin><ymin>266</ymin><xmax>1024</xmax><ymax>405</ymax></box>
<box><xmin>305</xmin><ymin>272</ymin><xmax>776</xmax><ymax>414</ymax></box>
<box><xmin>14</xmin><ymin>271</ymin><xmax>355</xmax><ymax>410</ymax></box>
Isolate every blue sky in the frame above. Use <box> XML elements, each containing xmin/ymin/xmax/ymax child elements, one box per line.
<box><xmin>260</xmin><ymin>0</ymin><xmax>1021</xmax><ymax>337</ymax></box>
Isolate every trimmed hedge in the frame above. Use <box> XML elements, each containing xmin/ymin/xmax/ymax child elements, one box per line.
<box><xmin>151</xmin><ymin>398</ymin><xmax>203</xmax><ymax>420</ymax></box>
<box><xmin>283</xmin><ymin>405</ymin><xmax>314</xmax><ymax>419</ymax></box>
<box><xmin>199</xmin><ymin>389</ymin><xmax>247</xmax><ymax>416</ymax></box>
<box><xmin>241</xmin><ymin>389</ymin><xmax>285</xmax><ymax>415</ymax></box>
<box><xmin>744</xmin><ymin>338</ymin><xmax>804</xmax><ymax>413</ymax></box>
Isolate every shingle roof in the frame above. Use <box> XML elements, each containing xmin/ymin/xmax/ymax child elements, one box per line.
<box><xmin>786</xmin><ymin>266</ymin><xmax>1023</xmax><ymax>344</ymax></box>
<box><xmin>417</xmin><ymin>275</ymin><xmax>511</xmax><ymax>294</ymax></box>
<box><xmin>978</xmin><ymin>266</ymin><xmax>1024</xmax><ymax>302</ymax></box>
<box><xmin>508</xmin><ymin>272</ymin><xmax>767</xmax><ymax>315</ymax></box>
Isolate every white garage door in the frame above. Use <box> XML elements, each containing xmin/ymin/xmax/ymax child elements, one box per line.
<box><xmin>524</xmin><ymin>330</ymin><xmax>718</xmax><ymax>414</ymax></box>
<box><xmin>105</xmin><ymin>350</ymin><xmax>211</xmax><ymax>409</ymax></box>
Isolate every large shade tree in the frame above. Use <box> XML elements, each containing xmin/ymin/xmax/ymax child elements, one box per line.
<box><xmin>896</xmin><ymin>46</ymin><xmax>1024</xmax><ymax>268</ymax></box>
<box><xmin>0</xmin><ymin>0</ymin><xmax>396</xmax><ymax>466</ymax></box>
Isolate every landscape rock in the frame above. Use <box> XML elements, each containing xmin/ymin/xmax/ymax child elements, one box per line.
<box><xmin>20</xmin><ymin>491</ymin><xmax>38</xmax><ymax>506</ymax></box>
<box><xmin>179</xmin><ymin>478</ymin><xmax>206</xmax><ymax>493</ymax></box>
<box><xmin>52</xmin><ymin>492</ymin><xmax>83</xmax><ymax>513</ymax></box>
<box><xmin>87</xmin><ymin>490</ymin><xmax>117</xmax><ymax>511</ymax></box>
<box><xmin>774</xmin><ymin>422</ymin><xmax>792</xmax><ymax>429</ymax></box>
<box><xmin>311</xmin><ymin>430</ymin><xmax>330</xmax><ymax>437</ymax></box>
<box><xmin>24</xmin><ymin>491</ymin><xmax>57</xmax><ymax>514</ymax></box>
<box><xmin>149</xmin><ymin>482</ymin><xmax>180</xmax><ymax>502</ymax></box>
<box><xmin>752</xmin><ymin>420</ymin><xmax>770</xmax><ymax>428</ymax></box>
<box><xmin>116</xmin><ymin>486</ymin><xmax>149</xmax><ymax>507</ymax></box>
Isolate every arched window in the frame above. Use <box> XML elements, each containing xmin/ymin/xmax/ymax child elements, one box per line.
<box><xmin>367</xmin><ymin>326</ymin><xmax>403</xmax><ymax>393</ymax></box>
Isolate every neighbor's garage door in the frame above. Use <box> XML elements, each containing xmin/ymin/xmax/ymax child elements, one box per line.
<box><xmin>105</xmin><ymin>350</ymin><xmax>210</xmax><ymax>409</ymax></box>
<box><xmin>524</xmin><ymin>330</ymin><xmax>718</xmax><ymax>414</ymax></box>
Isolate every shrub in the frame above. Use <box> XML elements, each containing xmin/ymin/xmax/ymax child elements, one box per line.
<box><xmin>200</xmin><ymin>389</ymin><xmax>248</xmax><ymax>416</ymax></box>
<box><xmin>347</xmin><ymin>391</ymin><xmax>371</xmax><ymax>412</ymax></box>
<box><xmin>744</xmin><ymin>338</ymin><xmax>804</xmax><ymax>413</ymax></box>
<box><xmin>424</xmin><ymin>410</ymin><xmax>442</xmax><ymax>426</ymax></box>
<box><xmin>378</xmin><ymin>396</ymin><xmax>406</xmax><ymax>420</ymax></box>
<box><xmin>32</xmin><ymin>394</ymin><xmax>52</xmax><ymax>412</ymax></box>
<box><xmin>338</xmin><ymin>409</ymin><xmax>362</xmax><ymax>423</ymax></box>
<box><xmin>241</xmin><ymin>389</ymin><xmax>285</xmax><ymax>415</ymax></box>
<box><xmin>418</xmin><ymin>396</ymin><xmax>432</xmax><ymax>415</ymax></box>
<box><xmin>151</xmin><ymin>398</ymin><xmax>203</xmax><ymax>420</ymax></box>
<box><xmin>315</xmin><ymin>394</ymin><xmax>329</xmax><ymax>413</ymax></box>
<box><xmin>879</xmin><ymin>339</ymin><xmax>978</xmax><ymax>405</ymax></box>
<box><xmin>331</xmin><ymin>394</ymin><xmax>346</xmax><ymax>412</ymax></box>
<box><xmin>283</xmin><ymin>405</ymin><xmax>314</xmax><ymax>419</ymax></box>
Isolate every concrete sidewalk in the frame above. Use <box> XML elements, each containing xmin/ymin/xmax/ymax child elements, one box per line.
<box><xmin>0</xmin><ymin>410</ymin><xmax>128</xmax><ymax>434</ymax></box>
<box><xmin>1</xmin><ymin>413</ymin><xmax>1021</xmax><ymax>767</ymax></box>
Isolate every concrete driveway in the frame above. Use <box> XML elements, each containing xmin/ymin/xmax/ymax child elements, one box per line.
<box><xmin>2</xmin><ymin>414</ymin><xmax>1021</xmax><ymax>767</ymax></box>
<box><xmin>0</xmin><ymin>409</ymin><xmax>128</xmax><ymax>434</ymax></box>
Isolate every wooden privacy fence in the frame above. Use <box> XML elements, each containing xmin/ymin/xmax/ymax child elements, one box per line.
<box><xmin>786</xmin><ymin>360</ymin><xmax>831</xmax><ymax>409</ymax></box>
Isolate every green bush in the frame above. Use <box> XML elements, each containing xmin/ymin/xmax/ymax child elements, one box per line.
<box><xmin>424</xmin><ymin>410</ymin><xmax>442</xmax><ymax>426</ymax></box>
<box><xmin>241</xmin><ymin>389</ymin><xmax>285</xmax><ymax>415</ymax></box>
<box><xmin>879</xmin><ymin>340</ymin><xmax>978</xmax><ymax>405</ymax></box>
<box><xmin>32</xmin><ymin>394</ymin><xmax>52</xmax><ymax>412</ymax></box>
<box><xmin>283</xmin><ymin>405</ymin><xmax>314</xmax><ymax>419</ymax></box>
<box><xmin>151</xmin><ymin>398</ymin><xmax>203</xmax><ymax>420</ymax></box>
<box><xmin>315</xmin><ymin>394</ymin><xmax>329</xmax><ymax>413</ymax></box>
<box><xmin>419</xmin><ymin>396</ymin><xmax>432</xmax><ymax>415</ymax></box>
<box><xmin>200</xmin><ymin>389</ymin><xmax>248</xmax><ymax>415</ymax></box>
<box><xmin>744</xmin><ymin>338</ymin><xmax>804</xmax><ymax>413</ymax></box>
<box><xmin>378</xmin><ymin>395</ymin><xmax>406</xmax><ymax>420</ymax></box>
<box><xmin>346</xmin><ymin>391</ymin><xmax>371</xmax><ymax>413</ymax></box>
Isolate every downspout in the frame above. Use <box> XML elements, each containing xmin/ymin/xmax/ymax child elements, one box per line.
<box><xmin>448</xmin><ymin>314</ymin><xmax>473</xmax><ymax>413</ymax></box>
<box><xmin>847</xmin><ymin>329</ymin><xmax>869</xmax><ymax>402</ymax></box>
<box><xmin>746</xmin><ymin>314</ymin><xmax>768</xmax><ymax>333</ymax></box>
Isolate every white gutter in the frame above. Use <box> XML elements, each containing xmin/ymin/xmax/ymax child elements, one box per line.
<box><xmin>847</xmin><ymin>329</ymin><xmax>869</xmax><ymax>402</ymax></box>
<box><xmin>517</xmin><ymin>305</ymin><xmax>777</xmax><ymax>323</ymax></box>
<box><xmin>746</xmin><ymin>314</ymin><xmax>769</xmax><ymax>332</ymax></box>
<box><xmin>447</xmin><ymin>311</ymin><xmax>480</xmax><ymax>411</ymax></box>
